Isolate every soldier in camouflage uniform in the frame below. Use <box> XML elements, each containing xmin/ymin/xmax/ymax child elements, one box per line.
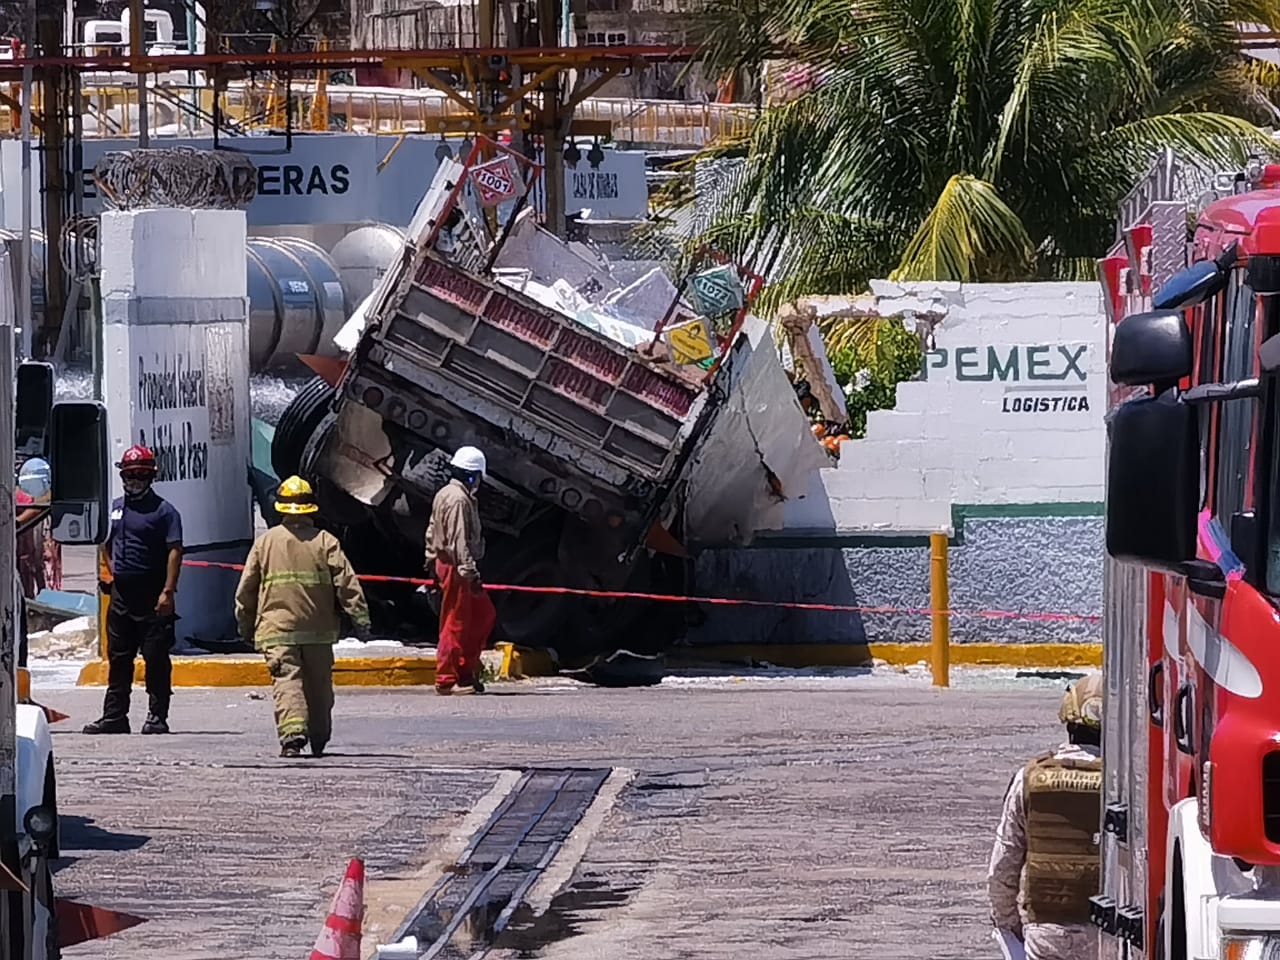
<box><xmin>988</xmin><ymin>672</ymin><xmax>1103</xmax><ymax>960</ymax></box>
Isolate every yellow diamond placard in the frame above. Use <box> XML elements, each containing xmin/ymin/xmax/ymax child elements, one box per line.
<box><xmin>665</xmin><ymin>319</ymin><xmax>714</xmax><ymax>365</ymax></box>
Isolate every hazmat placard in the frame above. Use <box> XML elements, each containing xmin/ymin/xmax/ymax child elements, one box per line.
<box><xmin>686</xmin><ymin>265</ymin><xmax>745</xmax><ymax>317</ymax></box>
<box><xmin>469</xmin><ymin>156</ymin><xmax>525</xmax><ymax>207</ymax></box>
<box><xmin>664</xmin><ymin>318</ymin><xmax>714</xmax><ymax>365</ymax></box>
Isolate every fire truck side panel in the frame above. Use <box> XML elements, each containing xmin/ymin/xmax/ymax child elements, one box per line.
<box><xmin>1101</xmin><ymin>554</ymin><xmax>1151</xmax><ymax>960</ymax></box>
<box><xmin>1098</xmin><ymin>170</ymin><xmax>1280</xmax><ymax>959</ymax></box>
<box><xmin>1205</xmin><ymin>579</ymin><xmax>1280</xmax><ymax>863</ymax></box>
<box><xmin>1146</xmin><ymin>572</ymin><xmax>1172</xmax><ymax>954</ymax></box>
<box><xmin>1163</xmin><ymin>583</ymin><xmax>1191</xmax><ymax>816</ymax></box>
<box><xmin>1103</xmin><ymin>302</ymin><xmax>1153</xmax><ymax>957</ymax></box>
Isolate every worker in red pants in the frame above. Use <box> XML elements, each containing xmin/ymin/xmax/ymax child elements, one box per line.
<box><xmin>424</xmin><ymin>446</ymin><xmax>496</xmax><ymax>695</ymax></box>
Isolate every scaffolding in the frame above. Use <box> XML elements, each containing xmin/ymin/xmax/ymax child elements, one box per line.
<box><xmin>4</xmin><ymin>0</ymin><xmax>705</xmax><ymax>359</ymax></box>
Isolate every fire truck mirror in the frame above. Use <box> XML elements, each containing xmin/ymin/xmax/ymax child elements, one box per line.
<box><xmin>1152</xmin><ymin>252</ymin><xmax>1232</xmax><ymax>312</ymax></box>
<box><xmin>46</xmin><ymin>401</ymin><xmax>111</xmax><ymax>547</ymax></box>
<box><xmin>1110</xmin><ymin>310</ymin><xmax>1193</xmax><ymax>389</ymax></box>
<box><xmin>1105</xmin><ymin>392</ymin><xmax>1198</xmax><ymax>571</ymax></box>
<box><xmin>14</xmin><ymin>361</ymin><xmax>53</xmax><ymax>461</ymax></box>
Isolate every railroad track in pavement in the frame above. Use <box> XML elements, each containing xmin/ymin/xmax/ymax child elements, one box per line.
<box><xmin>388</xmin><ymin>767</ymin><xmax>613</xmax><ymax>959</ymax></box>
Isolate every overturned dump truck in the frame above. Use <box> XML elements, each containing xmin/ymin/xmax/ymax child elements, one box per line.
<box><xmin>272</xmin><ymin>150</ymin><xmax>825</xmax><ymax>658</ymax></box>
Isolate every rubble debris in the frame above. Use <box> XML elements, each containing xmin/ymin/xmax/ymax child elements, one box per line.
<box><xmin>28</xmin><ymin>616</ymin><xmax>98</xmax><ymax>661</ymax></box>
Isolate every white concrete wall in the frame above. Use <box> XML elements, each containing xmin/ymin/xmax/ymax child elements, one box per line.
<box><xmin>100</xmin><ymin>208</ymin><xmax>253</xmax><ymax>646</ymax></box>
<box><xmin>782</xmin><ymin>281</ymin><xmax>1107</xmax><ymax>534</ymax></box>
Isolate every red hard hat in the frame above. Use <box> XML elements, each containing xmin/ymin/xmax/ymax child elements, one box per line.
<box><xmin>117</xmin><ymin>444</ymin><xmax>157</xmax><ymax>472</ymax></box>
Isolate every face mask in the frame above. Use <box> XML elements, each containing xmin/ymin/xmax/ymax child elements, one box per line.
<box><xmin>122</xmin><ymin>476</ymin><xmax>151</xmax><ymax>498</ymax></box>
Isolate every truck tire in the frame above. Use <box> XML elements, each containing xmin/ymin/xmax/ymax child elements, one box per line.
<box><xmin>271</xmin><ymin>377</ymin><xmax>336</xmax><ymax>482</ymax></box>
<box><xmin>492</xmin><ymin>553</ymin><xmax>573</xmax><ymax>649</ymax></box>
<box><xmin>485</xmin><ymin>521</ymin><xmax>573</xmax><ymax>649</ymax></box>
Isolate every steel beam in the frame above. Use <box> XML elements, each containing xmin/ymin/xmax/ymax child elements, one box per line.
<box><xmin>0</xmin><ymin>45</ymin><xmax>694</xmax><ymax>80</ymax></box>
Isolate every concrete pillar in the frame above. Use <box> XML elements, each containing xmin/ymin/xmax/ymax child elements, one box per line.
<box><xmin>99</xmin><ymin>207</ymin><xmax>252</xmax><ymax>650</ymax></box>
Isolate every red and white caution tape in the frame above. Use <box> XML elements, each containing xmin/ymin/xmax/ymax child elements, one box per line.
<box><xmin>180</xmin><ymin>559</ymin><xmax>1101</xmax><ymax>623</ymax></box>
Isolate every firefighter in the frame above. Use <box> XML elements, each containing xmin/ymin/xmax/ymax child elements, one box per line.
<box><xmin>424</xmin><ymin>445</ymin><xmax>496</xmax><ymax>696</ymax></box>
<box><xmin>234</xmin><ymin>476</ymin><xmax>370</xmax><ymax>759</ymax></box>
<box><xmin>83</xmin><ymin>445</ymin><xmax>183</xmax><ymax>736</ymax></box>
<box><xmin>987</xmin><ymin>671</ymin><xmax>1103</xmax><ymax>960</ymax></box>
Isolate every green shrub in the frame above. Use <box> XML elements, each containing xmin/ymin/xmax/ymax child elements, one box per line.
<box><xmin>822</xmin><ymin>318</ymin><xmax>923</xmax><ymax>438</ymax></box>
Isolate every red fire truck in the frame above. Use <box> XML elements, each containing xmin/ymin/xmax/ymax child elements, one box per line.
<box><xmin>1098</xmin><ymin>156</ymin><xmax>1280</xmax><ymax>960</ymax></box>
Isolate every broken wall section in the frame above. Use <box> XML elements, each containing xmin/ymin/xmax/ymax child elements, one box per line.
<box><xmin>689</xmin><ymin>281</ymin><xmax>1106</xmax><ymax>648</ymax></box>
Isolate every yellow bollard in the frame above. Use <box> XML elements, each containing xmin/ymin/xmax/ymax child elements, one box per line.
<box><xmin>930</xmin><ymin>532</ymin><xmax>950</xmax><ymax>688</ymax></box>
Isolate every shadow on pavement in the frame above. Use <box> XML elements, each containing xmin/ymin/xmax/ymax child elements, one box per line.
<box><xmin>52</xmin><ymin>815</ymin><xmax>151</xmax><ymax>873</ymax></box>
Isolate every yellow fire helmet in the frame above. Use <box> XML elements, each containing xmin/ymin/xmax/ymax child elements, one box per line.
<box><xmin>1060</xmin><ymin>671</ymin><xmax>1104</xmax><ymax>729</ymax></box>
<box><xmin>275</xmin><ymin>475</ymin><xmax>319</xmax><ymax>515</ymax></box>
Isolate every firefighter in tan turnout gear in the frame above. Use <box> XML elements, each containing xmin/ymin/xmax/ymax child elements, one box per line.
<box><xmin>987</xmin><ymin>671</ymin><xmax>1103</xmax><ymax>960</ymax></box>
<box><xmin>234</xmin><ymin>476</ymin><xmax>371</xmax><ymax>758</ymax></box>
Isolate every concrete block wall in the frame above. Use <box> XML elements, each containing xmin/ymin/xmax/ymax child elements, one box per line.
<box><xmin>783</xmin><ymin>281</ymin><xmax>1106</xmax><ymax>534</ymax></box>
<box><xmin>692</xmin><ymin>281</ymin><xmax>1107</xmax><ymax>648</ymax></box>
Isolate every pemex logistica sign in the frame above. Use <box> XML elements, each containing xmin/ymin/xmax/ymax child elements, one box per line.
<box><xmin>924</xmin><ymin>343</ymin><xmax>1092</xmax><ymax>414</ymax></box>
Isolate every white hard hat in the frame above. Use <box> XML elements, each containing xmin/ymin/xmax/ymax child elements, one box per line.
<box><xmin>450</xmin><ymin>445</ymin><xmax>487</xmax><ymax>477</ymax></box>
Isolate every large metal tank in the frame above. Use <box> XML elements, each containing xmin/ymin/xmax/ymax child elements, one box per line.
<box><xmin>329</xmin><ymin>224</ymin><xmax>405</xmax><ymax>316</ymax></box>
<box><xmin>246</xmin><ymin>236</ymin><xmax>347</xmax><ymax>372</ymax></box>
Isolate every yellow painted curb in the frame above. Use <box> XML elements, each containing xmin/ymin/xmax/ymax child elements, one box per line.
<box><xmin>495</xmin><ymin>642</ymin><xmax>557</xmax><ymax>680</ymax></box>
<box><xmin>674</xmin><ymin>642</ymin><xmax>1102</xmax><ymax>669</ymax></box>
<box><xmin>868</xmin><ymin>642</ymin><xmax>1101</xmax><ymax>668</ymax></box>
<box><xmin>493</xmin><ymin>641</ymin><xmax>1102</xmax><ymax>676</ymax></box>
<box><xmin>76</xmin><ymin>655</ymin><xmax>437</xmax><ymax>688</ymax></box>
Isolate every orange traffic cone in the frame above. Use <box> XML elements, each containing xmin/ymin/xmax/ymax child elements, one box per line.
<box><xmin>309</xmin><ymin>858</ymin><xmax>364</xmax><ymax>960</ymax></box>
<box><xmin>34</xmin><ymin>702</ymin><xmax>70</xmax><ymax>724</ymax></box>
<box><xmin>56</xmin><ymin>899</ymin><xmax>147</xmax><ymax>948</ymax></box>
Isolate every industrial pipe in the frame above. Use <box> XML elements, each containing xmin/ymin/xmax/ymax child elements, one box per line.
<box><xmin>0</xmin><ymin>231</ymin><xmax>353</xmax><ymax>373</ymax></box>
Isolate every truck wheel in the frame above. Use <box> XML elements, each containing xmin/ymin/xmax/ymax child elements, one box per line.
<box><xmin>492</xmin><ymin>554</ymin><xmax>572</xmax><ymax>649</ymax></box>
<box><xmin>483</xmin><ymin>520</ymin><xmax>573</xmax><ymax>650</ymax></box>
<box><xmin>271</xmin><ymin>377</ymin><xmax>336</xmax><ymax>481</ymax></box>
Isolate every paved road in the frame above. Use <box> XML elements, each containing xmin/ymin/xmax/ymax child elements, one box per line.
<box><xmin>41</xmin><ymin>671</ymin><xmax>1067</xmax><ymax>959</ymax></box>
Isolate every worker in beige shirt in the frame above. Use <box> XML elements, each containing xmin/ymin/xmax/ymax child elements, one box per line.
<box><xmin>234</xmin><ymin>475</ymin><xmax>370</xmax><ymax>758</ymax></box>
<box><xmin>424</xmin><ymin>446</ymin><xmax>496</xmax><ymax>695</ymax></box>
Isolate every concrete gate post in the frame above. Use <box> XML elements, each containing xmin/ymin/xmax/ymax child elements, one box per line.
<box><xmin>96</xmin><ymin>148</ymin><xmax>256</xmax><ymax>650</ymax></box>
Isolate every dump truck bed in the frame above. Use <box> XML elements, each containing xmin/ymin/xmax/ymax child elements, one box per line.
<box><xmin>371</xmin><ymin>252</ymin><xmax>710</xmax><ymax>483</ymax></box>
<box><xmin>320</xmin><ymin>156</ymin><xmax>733</xmax><ymax>540</ymax></box>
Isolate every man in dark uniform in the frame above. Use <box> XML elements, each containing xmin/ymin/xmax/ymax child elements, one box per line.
<box><xmin>83</xmin><ymin>445</ymin><xmax>183</xmax><ymax>735</ymax></box>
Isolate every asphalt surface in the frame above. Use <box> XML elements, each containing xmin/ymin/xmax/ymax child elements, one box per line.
<box><xmin>41</xmin><ymin>670</ymin><xmax>1068</xmax><ymax>959</ymax></box>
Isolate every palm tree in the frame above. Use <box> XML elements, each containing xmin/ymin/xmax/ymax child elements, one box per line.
<box><xmin>686</xmin><ymin>0</ymin><xmax>1280</xmax><ymax>311</ymax></box>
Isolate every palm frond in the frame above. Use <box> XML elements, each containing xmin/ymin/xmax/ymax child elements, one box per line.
<box><xmin>681</xmin><ymin>0</ymin><xmax>1280</xmax><ymax>295</ymax></box>
<box><xmin>819</xmin><ymin>316</ymin><xmax>885</xmax><ymax>358</ymax></box>
<box><xmin>891</xmin><ymin>175</ymin><xmax>1033</xmax><ymax>283</ymax></box>
<box><xmin>1099</xmin><ymin>111</ymin><xmax>1279</xmax><ymax>165</ymax></box>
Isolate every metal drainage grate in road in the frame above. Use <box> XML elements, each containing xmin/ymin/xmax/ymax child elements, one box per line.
<box><xmin>389</xmin><ymin>767</ymin><xmax>613</xmax><ymax>960</ymax></box>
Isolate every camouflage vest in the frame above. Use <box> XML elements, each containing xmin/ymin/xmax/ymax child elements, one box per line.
<box><xmin>1022</xmin><ymin>752</ymin><xmax>1102</xmax><ymax>925</ymax></box>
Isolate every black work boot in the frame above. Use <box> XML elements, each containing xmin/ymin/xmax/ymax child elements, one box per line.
<box><xmin>140</xmin><ymin>715</ymin><xmax>170</xmax><ymax>735</ymax></box>
<box><xmin>83</xmin><ymin>717</ymin><xmax>130</xmax><ymax>735</ymax></box>
<box><xmin>280</xmin><ymin>737</ymin><xmax>307</xmax><ymax>759</ymax></box>
<box><xmin>310</xmin><ymin>741</ymin><xmax>327</xmax><ymax>758</ymax></box>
